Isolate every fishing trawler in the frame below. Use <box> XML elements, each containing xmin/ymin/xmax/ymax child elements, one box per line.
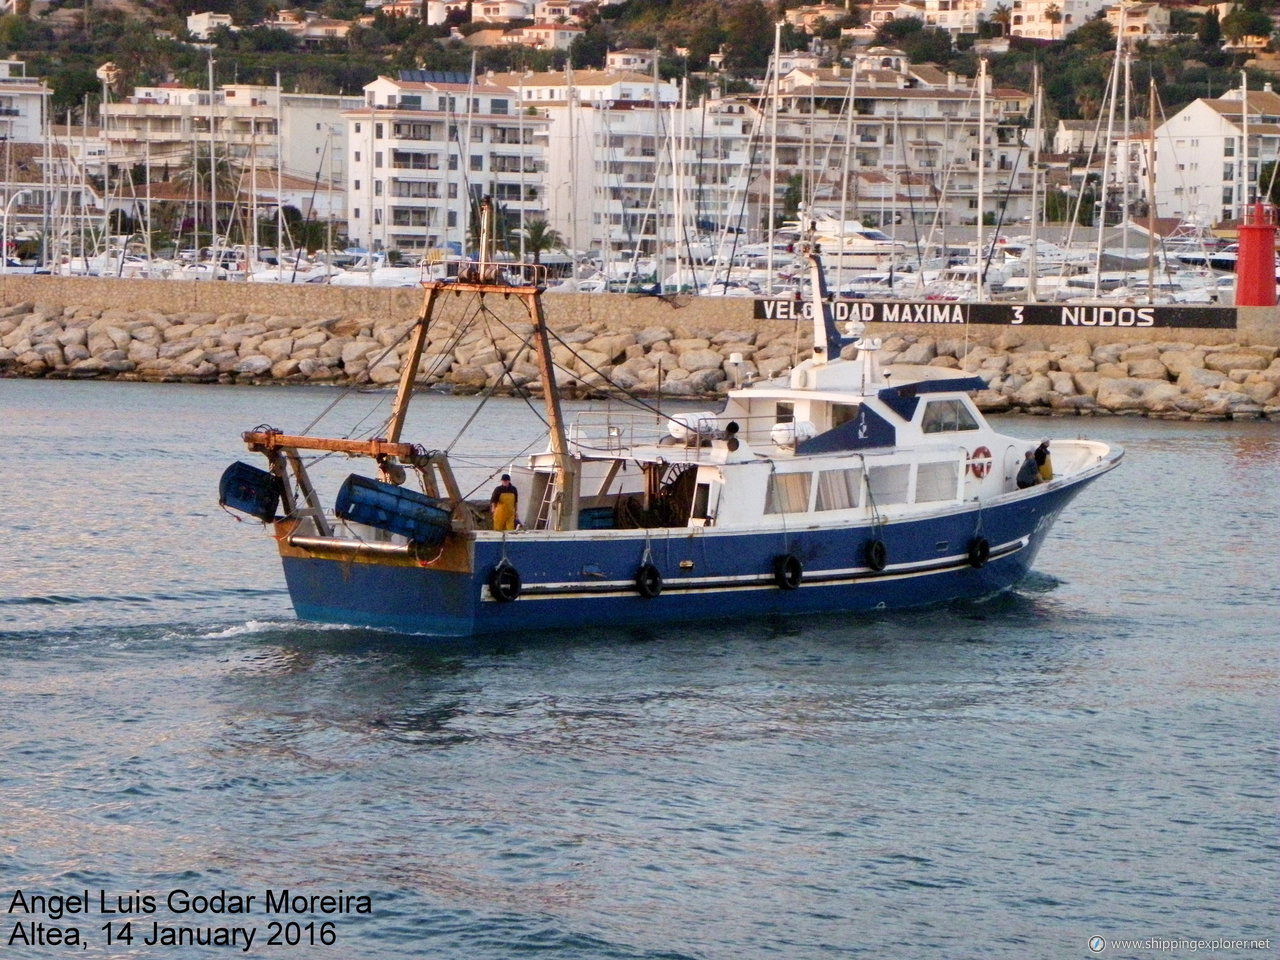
<box><xmin>219</xmin><ymin>200</ymin><xmax>1122</xmax><ymax>638</ymax></box>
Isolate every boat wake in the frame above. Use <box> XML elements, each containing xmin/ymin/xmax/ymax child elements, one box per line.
<box><xmin>0</xmin><ymin>586</ymin><xmax>284</xmax><ymax>608</ymax></box>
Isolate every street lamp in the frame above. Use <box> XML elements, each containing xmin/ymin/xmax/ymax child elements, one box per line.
<box><xmin>2</xmin><ymin>190</ymin><xmax>31</xmax><ymax>275</ymax></box>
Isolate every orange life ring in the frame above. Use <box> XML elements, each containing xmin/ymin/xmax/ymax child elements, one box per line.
<box><xmin>967</xmin><ymin>446</ymin><xmax>993</xmax><ymax>479</ymax></box>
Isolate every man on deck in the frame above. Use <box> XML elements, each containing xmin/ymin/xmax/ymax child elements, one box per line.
<box><xmin>490</xmin><ymin>474</ymin><xmax>519</xmax><ymax>531</ymax></box>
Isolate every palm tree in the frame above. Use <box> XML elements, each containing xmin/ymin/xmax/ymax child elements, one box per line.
<box><xmin>1044</xmin><ymin>3</ymin><xmax>1062</xmax><ymax>39</ymax></box>
<box><xmin>518</xmin><ymin>218</ymin><xmax>564</xmax><ymax>265</ymax></box>
<box><xmin>992</xmin><ymin>3</ymin><xmax>1012</xmax><ymax>36</ymax></box>
<box><xmin>171</xmin><ymin>145</ymin><xmax>243</xmax><ymax>247</ymax></box>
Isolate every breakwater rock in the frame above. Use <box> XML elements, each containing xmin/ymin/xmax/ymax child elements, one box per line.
<box><xmin>1</xmin><ymin>300</ymin><xmax>1278</xmax><ymax>421</ymax></box>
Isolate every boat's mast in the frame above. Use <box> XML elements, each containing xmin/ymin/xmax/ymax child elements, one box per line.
<box><xmin>804</xmin><ymin>248</ymin><xmax>842</xmax><ymax>364</ymax></box>
<box><xmin>386</xmin><ymin>284</ymin><xmax>436</xmax><ymax>445</ymax></box>
<box><xmin>528</xmin><ymin>283</ymin><xmax>578</xmax><ymax>531</ymax></box>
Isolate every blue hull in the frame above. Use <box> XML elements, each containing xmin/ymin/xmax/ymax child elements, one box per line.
<box><xmin>280</xmin><ymin>474</ymin><xmax>1102</xmax><ymax>638</ymax></box>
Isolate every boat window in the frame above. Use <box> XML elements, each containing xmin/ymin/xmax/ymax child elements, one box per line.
<box><xmin>692</xmin><ymin>482</ymin><xmax>711</xmax><ymax>521</ymax></box>
<box><xmin>816</xmin><ymin>468</ymin><xmax>862</xmax><ymax>511</ymax></box>
<box><xmin>765</xmin><ymin>472</ymin><xmax>811</xmax><ymax>514</ymax></box>
<box><xmin>866</xmin><ymin>464</ymin><xmax>910</xmax><ymax>505</ymax></box>
<box><xmin>831</xmin><ymin>403</ymin><xmax>860</xmax><ymax>429</ymax></box>
<box><xmin>916</xmin><ymin>461</ymin><xmax>960</xmax><ymax>503</ymax></box>
<box><xmin>921</xmin><ymin>399</ymin><xmax>980</xmax><ymax>434</ymax></box>
<box><xmin>776</xmin><ymin>401</ymin><xmax>794</xmax><ymax>424</ymax></box>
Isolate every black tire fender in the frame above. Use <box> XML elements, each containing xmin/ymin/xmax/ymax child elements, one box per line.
<box><xmin>968</xmin><ymin>537</ymin><xmax>991</xmax><ymax>569</ymax></box>
<box><xmin>773</xmin><ymin>553</ymin><xmax>803</xmax><ymax>590</ymax></box>
<box><xmin>866</xmin><ymin>538</ymin><xmax>888</xmax><ymax>572</ymax></box>
<box><xmin>488</xmin><ymin>562</ymin><xmax>522</xmax><ymax>602</ymax></box>
<box><xmin>635</xmin><ymin>562</ymin><xmax>663</xmax><ymax>599</ymax></box>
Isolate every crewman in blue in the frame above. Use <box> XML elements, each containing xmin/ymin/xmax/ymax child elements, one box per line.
<box><xmin>1016</xmin><ymin>451</ymin><xmax>1041</xmax><ymax>489</ymax></box>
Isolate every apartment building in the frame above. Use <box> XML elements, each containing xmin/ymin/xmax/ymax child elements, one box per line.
<box><xmin>345</xmin><ymin>73</ymin><xmax>547</xmax><ymax>253</ymax></box>
<box><xmin>0</xmin><ymin>60</ymin><xmax>50</xmax><ymax>144</ymax></box>
<box><xmin>503</xmin><ymin>23</ymin><xmax>584</xmax><ymax>49</ymax></box>
<box><xmin>99</xmin><ymin>83</ymin><xmax>360</xmax><ymax>192</ymax></box>
<box><xmin>488</xmin><ymin>69</ymin><xmax>754</xmax><ymax>259</ymax></box>
<box><xmin>1154</xmin><ymin>85</ymin><xmax>1280</xmax><ymax>225</ymax></box>
<box><xmin>1010</xmin><ymin>0</ymin><xmax>1106</xmax><ymax>40</ymax></box>
<box><xmin>749</xmin><ymin>61</ymin><xmax>1034</xmax><ymax>228</ymax></box>
<box><xmin>1103</xmin><ymin>2</ymin><xmax>1171</xmax><ymax>43</ymax></box>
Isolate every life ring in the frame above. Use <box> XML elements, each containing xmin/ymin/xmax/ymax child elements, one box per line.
<box><xmin>773</xmin><ymin>553</ymin><xmax>803</xmax><ymax>590</ymax></box>
<box><xmin>967</xmin><ymin>446</ymin><xmax>993</xmax><ymax>479</ymax></box>
<box><xmin>487</xmin><ymin>562</ymin><xmax>522</xmax><ymax>602</ymax></box>
<box><xmin>866</xmin><ymin>538</ymin><xmax>887</xmax><ymax>572</ymax></box>
<box><xmin>968</xmin><ymin>537</ymin><xmax>991</xmax><ymax>568</ymax></box>
<box><xmin>635</xmin><ymin>562</ymin><xmax>663</xmax><ymax>599</ymax></box>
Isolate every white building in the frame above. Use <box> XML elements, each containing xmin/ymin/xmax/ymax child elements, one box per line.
<box><xmin>100</xmin><ymin>83</ymin><xmax>360</xmax><ymax>185</ymax></box>
<box><xmin>504</xmin><ymin>23</ymin><xmax>584</xmax><ymax>49</ymax></box>
<box><xmin>1154</xmin><ymin>85</ymin><xmax>1280</xmax><ymax>225</ymax></box>
<box><xmin>534</xmin><ymin>0</ymin><xmax>586</xmax><ymax>22</ymax></box>
<box><xmin>0</xmin><ymin>60</ymin><xmax>51</xmax><ymax>144</ymax></box>
<box><xmin>605</xmin><ymin>49</ymin><xmax>659</xmax><ymax>73</ymax></box>
<box><xmin>751</xmin><ymin>61</ymin><xmax>1034</xmax><ymax>228</ymax></box>
<box><xmin>915</xmin><ymin>0</ymin><xmax>987</xmax><ymax>34</ymax></box>
<box><xmin>486</xmin><ymin>69</ymin><xmax>750</xmax><ymax>260</ymax></box>
<box><xmin>345</xmin><ymin>73</ymin><xmax>547</xmax><ymax>254</ymax></box>
<box><xmin>1010</xmin><ymin>0</ymin><xmax>1106</xmax><ymax>40</ymax></box>
<box><xmin>1103</xmin><ymin>2</ymin><xmax>1171</xmax><ymax>43</ymax></box>
<box><xmin>186</xmin><ymin>12</ymin><xmax>235</xmax><ymax>39</ymax></box>
<box><xmin>472</xmin><ymin>0</ymin><xmax>531</xmax><ymax>22</ymax></box>
<box><xmin>99</xmin><ymin>83</ymin><xmax>360</xmax><ymax>245</ymax></box>
<box><xmin>259</xmin><ymin>10</ymin><xmax>354</xmax><ymax>45</ymax></box>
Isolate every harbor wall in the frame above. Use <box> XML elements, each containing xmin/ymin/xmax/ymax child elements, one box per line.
<box><xmin>1</xmin><ymin>276</ymin><xmax>1277</xmax><ymax>421</ymax></box>
<box><xmin>1</xmin><ymin>275</ymin><xmax>1278</xmax><ymax>347</ymax></box>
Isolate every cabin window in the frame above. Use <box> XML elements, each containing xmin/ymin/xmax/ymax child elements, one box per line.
<box><xmin>776</xmin><ymin>401</ymin><xmax>794</xmax><ymax>424</ymax></box>
<box><xmin>866</xmin><ymin>464</ymin><xmax>910</xmax><ymax>505</ymax></box>
<box><xmin>765</xmin><ymin>472</ymin><xmax>811</xmax><ymax>514</ymax></box>
<box><xmin>915</xmin><ymin>461</ymin><xmax>960</xmax><ymax>503</ymax></box>
<box><xmin>921</xmin><ymin>399</ymin><xmax>979</xmax><ymax>433</ymax></box>
<box><xmin>816</xmin><ymin>468</ymin><xmax>862</xmax><ymax>511</ymax></box>
<box><xmin>831</xmin><ymin>403</ymin><xmax>860</xmax><ymax>429</ymax></box>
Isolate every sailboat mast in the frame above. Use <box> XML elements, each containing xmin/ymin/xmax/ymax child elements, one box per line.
<box><xmin>766</xmin><ymin>21</ymin><xmax>780</xmax><ymax>287</ymax></box>
<box><xmin>1121</xmin><ymin>50</ymin><xmax>1132</xmax><ymax>269</ymax></box>
<box><xmin>208</xmin><ymin>55</ymin><xmax>217</xmax><ymax>269</ymax></box>
<box><xmin>836</xmin><ymin>63</ymin><xmax>857</xmax><ymax>293</ymax></box>
<box><xmin>1146</xmin><ymin>78</ymin><xmax>1157</xmax><ymax>300</ymax></box>
<box><xmin>1028</xmin><ymin>63</ymin><xmax>1041</xmax><ymax>303</ymax></box>
<box><xmin>977</xmin><ymin>58</ymin><xmax>986</xmax><ymax>292</ymax></box>
<box><xmin>1239</xmin><ymin>70</ymin><xmax>1248</xmax><ymax>220</ymax></box>
<box><xmin>1094</xmin><ymin>6</ymin><xmax>1125</xmax><ymax>297</ymax></box>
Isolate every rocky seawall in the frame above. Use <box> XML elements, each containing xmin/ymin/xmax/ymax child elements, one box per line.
<box><xmin>1</xmin><ymin>298</ymin><xmax>1278</xmax><ymax>421</ymax></box>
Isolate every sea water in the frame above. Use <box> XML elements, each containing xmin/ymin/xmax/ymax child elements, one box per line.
<box><xmin>1</xmin><ymin>379</ymin><xmax>1276</xmax><ymax>959</ymax></box>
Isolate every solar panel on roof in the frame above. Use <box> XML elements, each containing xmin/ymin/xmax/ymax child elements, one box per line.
<box><xmin>397</xmin><ymin>70</ymin><xmax>472</xmax><ymax>85</ymax></box>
